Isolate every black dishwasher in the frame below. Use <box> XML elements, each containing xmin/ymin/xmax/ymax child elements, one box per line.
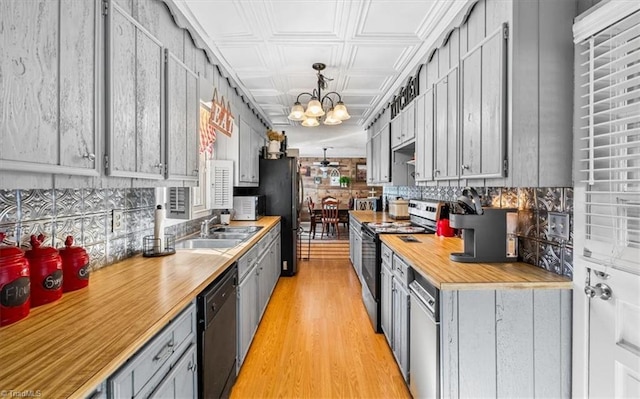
<box><xmin>198</xmin><ymin>264</ymin><xmax>237</xmax><ymax>399</ymax></box>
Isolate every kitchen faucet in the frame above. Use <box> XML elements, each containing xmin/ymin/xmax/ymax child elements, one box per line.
<box><xmin>200</xmin><ymin>215</ymin><xmax>219</xmax><ymax>238</ymax></box>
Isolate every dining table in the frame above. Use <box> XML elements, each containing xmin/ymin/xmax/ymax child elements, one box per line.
<box><xmin>310</xmin><ymin>204</ymin><xmax>351</xmax><ymax>238</ymax></box>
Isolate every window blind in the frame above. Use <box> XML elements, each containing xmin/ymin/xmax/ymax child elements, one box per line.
<box><xmin>576</xmin><ymin>9</ymin><xmax>640</xmax><ymax>272</ymax></box>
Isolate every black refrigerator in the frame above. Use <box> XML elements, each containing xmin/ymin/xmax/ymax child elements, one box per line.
<box><xmin>258</xmin><ymin>157</ymin><xmax>301</xmax><ymax>276</ymax></box>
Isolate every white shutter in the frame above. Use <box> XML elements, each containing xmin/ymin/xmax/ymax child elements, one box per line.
<box><xmin>575</xmin><ymin>7</ymin><xmax>640</xmax><ymax>273</ymax></box>
<box><xmin>208</xmin><ymin>160</ymin><xmax>233</xmax><ymax>209</ymax></box>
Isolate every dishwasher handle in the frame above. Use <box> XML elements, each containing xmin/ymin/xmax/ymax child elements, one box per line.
<box><xmin>409</xmin><ymin>281</ymin><xmax>437</xmax><ymax>319</ymax></box>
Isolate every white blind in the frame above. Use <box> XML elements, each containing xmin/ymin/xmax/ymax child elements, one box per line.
<box><xmin>577</xmin><ymin>9</ymin><xmax>640</xmax><ymax>272</ymax></box>
<box><xmin>208</xmin><ymin>160</ymin><xmax>233</xmax><ymax>209</ymax></box>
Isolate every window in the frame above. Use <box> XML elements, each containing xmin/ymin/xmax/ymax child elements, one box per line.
<box><xmin>576</xmin><ymin>7</ymin><xmax>640</xmax><ymax>272</ymax></box>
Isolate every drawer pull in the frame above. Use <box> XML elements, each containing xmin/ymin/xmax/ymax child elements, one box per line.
<box><xmin>153</xmin><ymin>341</ymin><xmax>175</xmax><ymax>363</ymax></box>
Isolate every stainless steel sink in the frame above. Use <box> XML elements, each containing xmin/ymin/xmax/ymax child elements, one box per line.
<box><xmin>176</xmin><ymin>225</ymin><xmax>263</xmax><ymax>250</ymax></box>
<box><xmin>212</xmin><ymin>226</ymin><xmax>263</xmax><ymax>234</ymax></box>
<box><xmin>208</xmin><ymin>232</ymin><xmax>250</xmax><ymax>240</ymax></box>
<box><xmin>175</xmin><ymin>238</ymin><xmax>242</xmax><ymax>249</ymax></box>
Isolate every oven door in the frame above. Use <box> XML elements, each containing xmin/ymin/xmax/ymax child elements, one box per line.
<box><xmin>360</xmin><ymin>227</ymin><xmax>378</xmax><ymax>299</ymax></box>
<box><xmin>360</xmin><ymin>226</ymin><xmax>380</xmax><ymax>332</ymax></box>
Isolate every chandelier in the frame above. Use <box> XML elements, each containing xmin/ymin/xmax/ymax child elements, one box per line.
<box><xmin>288</xmin><ymin>63</ymin><xmax>350</xmax><ymax>127</ymax></box>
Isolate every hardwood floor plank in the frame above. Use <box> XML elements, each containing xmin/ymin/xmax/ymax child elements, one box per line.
<box><xmin>232</xmin><ymin>254</ymin><xmax>411</xmax><ymax>398</ymax></box>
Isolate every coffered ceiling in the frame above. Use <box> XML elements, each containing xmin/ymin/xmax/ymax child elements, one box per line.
<box><xmin>171</xmin><ymin>0</ymin><xmax>472</xmax><ymax>157</ymax></box>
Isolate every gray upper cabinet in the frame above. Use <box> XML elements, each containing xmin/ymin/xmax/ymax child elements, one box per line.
<box><xmin>106</xmin><ymin>1</ymin><xmax>165</xmax><ymax>179</ymax></box>
<box><xmin>433</xmin><ymin>67</ymin><xmax>459</xmax><ymax>181</ymax></box>
<box><xmin>414</xmin><ymin>90</ymin><xmax>434</xmax><ymax>182</ymax></box>
<box><xmin>165</xmin><ymin>50</ymin><xmax>199</xmax><ymax>182</ymax></box>
<box><xmin>459</xmin><ymin>24</ymin><xmax>507</xmax><ymax>179</ymax></box>
<box><xmin>0</xmin><ymin>0</ymin><xmax>100</xmax><ymax>182</ymax></box>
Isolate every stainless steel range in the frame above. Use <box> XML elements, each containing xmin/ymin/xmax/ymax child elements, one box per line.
<box><xmin>360</xmin><ymin>199</ymin><xmax>439</xmax><ymax>332</ymax></box>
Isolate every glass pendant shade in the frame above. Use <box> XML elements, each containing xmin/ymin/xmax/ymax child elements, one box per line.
<box><xmin>323</xmin><ymin>109</ymin><xmax>342</xmax><ymax>125</ymax></box>
<box><xmin>301</xmin><ymin>116</ymin><xmax>319</xmax><ymax>127</ymax></box>
<box><xmin>305</xmin><ymin>98</ymin><xmax>325</xmax><ymax>117</ymax></box>
<box><xmin>333</xmin><ymin>101</ymin><xmax>350</xmax><ymax>120</ymax></box>
<box><xmin>288</xmin><ymin>102</ymin><xmax>305</xmax><ymax>121</ymax></box>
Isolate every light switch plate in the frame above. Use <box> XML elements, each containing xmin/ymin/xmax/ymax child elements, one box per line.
<box><xmin>112</xmin><ymin>209</ymin><xmax>125</xmax><ymax>233</ymax></box>
<box><xmin>547</xmin><ymin>212</ymin><xmax>570</xmax><ymax>240</ymax></box>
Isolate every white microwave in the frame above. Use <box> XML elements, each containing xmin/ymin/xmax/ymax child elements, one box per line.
<box><xmin>232</xmin><ymin>195</ymin><xmax>265</xmax><ymax>221</ymax></box>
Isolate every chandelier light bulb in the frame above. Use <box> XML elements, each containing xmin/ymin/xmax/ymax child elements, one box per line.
<box><xmin>301</xmin><ymin>116</ymin><xmax>320</xmax><ymax>127</ymax></box>
<box><xmin>305</xmin><ymin>98</ymin><xmax>325</xmax><ymax>117</ymax></box>
<box><xmin>288</xmin><ymin>102</ymin><xmax>305</xmax><ymax>121</ymax></box>
<box><xmin>323</xmin><ymin>109</ymin><xmax>342</xmax><ymax>125</ymax></box>
<box><xmin>333</xmin><ymin>101</ymin><xmax>350</xmax><ymax>120</ymax></box>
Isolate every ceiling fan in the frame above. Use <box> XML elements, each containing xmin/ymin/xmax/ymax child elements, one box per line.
<box><xmin>313</xmin><ymin>148</ymin><xmax>342</xmax><ymax>170</ymax></box>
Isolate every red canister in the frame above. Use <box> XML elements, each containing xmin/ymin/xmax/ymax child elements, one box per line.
<box><xmin>25</xmin><ymin>234</ymin><xmax>63</xmax><ymax>307</ymax></box>
<box><xmin>59</xmin><ymin>236</ymin><xmax>90</xmax><ymax>292</ymax></box>
<box><xmin>0</xmin><ymin>233</ymin><xmax>31</xmax><ymax>327</ymax></box>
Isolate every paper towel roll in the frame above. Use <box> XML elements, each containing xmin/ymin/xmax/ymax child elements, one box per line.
<box><xmin>154</xmin><ymin>205</ymin><xmax>165</xmax><ymax>253</ymax></box>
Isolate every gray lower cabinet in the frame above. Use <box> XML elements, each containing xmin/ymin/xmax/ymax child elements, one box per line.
<box><xmin>440</xmin><ymin>289</ymin><xmax>572</xmax><ymax>398</ymax></box>
<box><xmin>237</xmin><ymin>224</ymin><xmax>281</xmax><ymax>372</ymax></box>
<box><xmin>391</xmin><ymin>255</ymin><xmax>410</xmax><ymax>381</ymax></box>
<box><xmin>380</xmin><ymin>261</ymin><xmax>393</xmax><ymax>344</ymax></box>
<box><xmin>237</xmin><ymin>259</ymin><xmax>258</xmax><ymax>369</ymax></box>
<box><xmin>392</xmin><ymin>280</ymin><xmax>409</xmax><ymax>381</ymax></box>
<box><xmin>108</xmin><ymin>301</ymin><xmax>197</xmax><ymax>398</ymax></box>
<box><xmin>148</xmin><ymin>345</ymin><xmax>197</xmax><ymax>398</ymax></box>
<box><xmin>380</xmin><ymin>246</ymin><xmax>410</xmax><ymax>382</ymax></box>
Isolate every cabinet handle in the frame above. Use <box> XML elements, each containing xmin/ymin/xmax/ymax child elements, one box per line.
<box><xmin>193</xmin><ymin>169</ymin><xmax>199</xmax><ymax>175</ymax></box>
<box><xmin>434</xmin><ymin>169</ymin><xmax>440</xmax><ymax>175</ymax></box>
<box><xmin>155</xmin><ymin>163</ymin><xmax>164</xmax><ymax>168</ymax></box>
<box><xmin>83</xmin><ymin>153</ymin><xmax>96</xmax><ymax>161</ymax></box>
<box><xmin>153</xmin><ymin>341</ymin><xmax>174</xmax><ymax>362</ymax></box>
<box><xmin>461</xmin><ymin>164</ymin><xmax>469</xmax><ymax>170</ymax></box>
<box><xmin>188</xmin><ymin>362</ymin><xmax>197</xmax><ymax>372</ymax></box>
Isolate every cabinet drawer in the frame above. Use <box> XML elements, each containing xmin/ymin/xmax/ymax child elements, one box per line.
<box><xmin>381</xmin><ymin>244</ymin><xmax>393</xmax><ymax>267</ymax></box>
<box><xmin>108</xmin><ymin>302</ymin><xmax>196</xmax><ymax>398</ymax></box>
<box><xmin>238</xmin><ymin>246</ymin><xmax>258</xmax><ymax>280</ymax></box>
<box><xmin>392</xmin><ymin>255</ymin><xmax>412</xmax><ymax>287</ymax></box>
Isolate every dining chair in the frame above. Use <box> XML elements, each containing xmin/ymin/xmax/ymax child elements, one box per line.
<box><xmin>307</xmin><ymin>197</ymin><xmax>320</xmax><ymax>239</ymax></box>
<box><xmin>355</xmin><ymin>198</ymin><xmax>376</xmax><ymax>210</ymax></box>
<box><xmin>321</xmin><ymin>198</ymin><xmax>340</xmax><ymax>239</ymax></box>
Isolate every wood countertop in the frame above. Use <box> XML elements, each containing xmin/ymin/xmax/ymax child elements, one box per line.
<box><xmin>0</xmin><ymin>216</ymin><xmax>281</xmax><ymax>398</ymax></box>
<box><xmin>350</xmin><ymin>211</ymin><xmax>570</xmax><ymax>290</ymax></box>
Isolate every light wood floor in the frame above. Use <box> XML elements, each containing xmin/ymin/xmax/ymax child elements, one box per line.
<box><xmin>231</xmin><ymin>249</ymin><xmax>411</xmax><ymax>399</ymax></box>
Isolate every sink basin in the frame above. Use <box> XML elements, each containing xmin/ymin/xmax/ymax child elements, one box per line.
<box><xmin>208</xmin><ymin>232</ymin><xmax>250</xmax><ymax>240</ymax></box>
<box><xmin>212</xmin><ymin>226</ymin><xmax>263</xmax><ymax>234</ymax></box>
<box><xmin>175</xmin><ymin>238</ymin><xmax>242</xmax><ymax>249</ymax></box>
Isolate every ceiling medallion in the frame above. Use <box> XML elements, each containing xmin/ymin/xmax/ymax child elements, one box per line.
<box><xmin>288</xmin><ymin>63</ymin><xmax>350</xmax><ymax>127</ymax></box>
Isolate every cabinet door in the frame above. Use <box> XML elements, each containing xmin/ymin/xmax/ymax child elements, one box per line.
<box><xmin>402</xmin><ymin>102</ymin><xmax>416</xmax><ymax>143</ymax></box>
<box><xmin>250</xmin><ymin>127</ymin><xmax>262</xmax><ymax>184</ymax></box>
<box><xmin>390</xmin><ymin>115</ymin><xmax>403</xmax><ymax>149</ymax></box>
<box><xmin>165</xmin><ymin>50</ymin><xmax>199</xmax><ymax>181</ymax></box>
<box><xmin>0</xmin><ymin>0</ymin><xmax>100</xmax><ymax>179</ymax></box>
<box><xmin>354</xmin><ymin>233</ymin><xmax>362</xmax><ymax>282</ymax></box>
<box><xmin>414</xmin><ymin>90</ymin><xmax>434</xmax><ymax>182</ymax></box>
<box><xmin>148</xmin><ymin>344</ymin><xmax>197</xmax><ymax>399</ymax></box>
<box><xmin>381</xmin><ymin>264</ymin><xmax>393</xmax><ymax>345</ymax></box>
<box><xmin>256</xmin><ymin>250</ymin><xmax>271</xmax><ymax>319</ymax></box>
<box><xmin>238</xmin><ymin>119</ymin><xmax>253</xmax><ymax>184</ymax></box>
<box><xmin>366</xmin><ymin>138</ymin><xmax>374</xmax><ymax>185</ymax></box>
<box><xmin>237</xmin><ymin>266</ymin><xmax>258</xmax><ymax>368</ymax></box>
<box><xmin>394</xmin><ymin>282</ymin><xmax>410</xmax><ymax>381</ymax></box>
<box><xmin>434</xmin><ymin>68</ymin><xmax>459</xmax><ymax>180</ymax></box>
<box><xmin>460</xmin><ymin>24</ymin><xmax>507</xmax><ymax>179</ymax></box>
<box><xmin>372</xmin><ymin>132</ymin><xmax>382</xmax><ymax>183</ymax></box>
<box><xmin>107</xmin><ymin>3</ymin><xmax>164</xmax><ymax>179</ymax></box>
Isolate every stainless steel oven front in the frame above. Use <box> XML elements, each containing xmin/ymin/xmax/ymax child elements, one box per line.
<box><xmin>360</xmin><ymin>225</ymin><xmax>380</xmax><ymax>333</ymax></box>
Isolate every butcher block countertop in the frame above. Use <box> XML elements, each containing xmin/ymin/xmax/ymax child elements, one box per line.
<box><xmin>0</xmin><ymin>216</ymin><xmax>281</xmax><ymax>399</ymax></box>
<box><xmin>351</xmin><ymin>211</ymin><xmax>571</xmax><ymax>291</ymax></box>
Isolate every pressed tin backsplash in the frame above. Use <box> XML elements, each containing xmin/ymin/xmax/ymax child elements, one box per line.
<box><xmin>0</xmin><ymin>188</ymin><xmax>209</xmax><ymax>271</ymax></box>
<box><xmin>383</xmin><ymin>186</ymin><xmax>574</xmax><ymax>279</ymax></box>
